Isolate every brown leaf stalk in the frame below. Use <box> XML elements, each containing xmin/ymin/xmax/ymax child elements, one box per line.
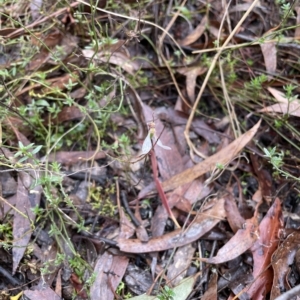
<box><xmin>149</xmin><ymin>150</ymin><xmax>181</xmax><ymax>228</ymax></box>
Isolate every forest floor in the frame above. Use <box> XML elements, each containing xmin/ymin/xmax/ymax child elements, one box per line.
<box><xmin>0</xmin><ymin>0</ymin><xmax>300</xmax><ymax>299</ymax></box>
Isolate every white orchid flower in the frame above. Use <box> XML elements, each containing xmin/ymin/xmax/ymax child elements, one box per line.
<box><xmin>141</xmin><ymin>122</ymin><xmax>171</xmax><ymax>155</ymax></box>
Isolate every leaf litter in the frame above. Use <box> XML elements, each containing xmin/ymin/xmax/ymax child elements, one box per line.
<box><xmin>1</xmin><ymin>0</ymin><xmax>300</xmax><ymax>299</ymax></box>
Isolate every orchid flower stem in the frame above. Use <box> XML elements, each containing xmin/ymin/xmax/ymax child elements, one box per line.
<box><xmin>149</xmin><ymin>150</ymin><xmax>181</xmax><ymax>229</ymax></box>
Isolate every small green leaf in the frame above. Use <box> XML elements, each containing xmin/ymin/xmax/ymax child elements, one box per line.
<box><xmin>32</xmin><ymin>145</ymin><xmax>43</xmax><ymax>154</ymax></box>
<box><xmin>36</xmin><ymin>99</ymin><xmax>49</xmax><ymax>106</ymax></box>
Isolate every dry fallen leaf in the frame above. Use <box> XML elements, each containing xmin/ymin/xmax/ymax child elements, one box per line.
<box><xmin>90</xmin><ymin>251</ymin><xmax>129</xmax><ymax>300</ymax></box>
<box><xmin>177</xmin><ymin>66</ymin><xmax>207</xmax><ymax>103</ymax></box>
<box><xmin>118</xmin><ymin>197</ymin><xmax>226</xmax><ymax>253</ymax></box>
<box><xmin>178</xmin><ymin>16</ymin><xmax>207</xmax><ymax>46</ymax></box>
<box><xmin>9</xmin><ymin>129</ymin><xmax>42</xmax><ymax>275</ymax></box>
<box><xmin>224</xmin><ymin>194</ymin><xmax>245</xmax><ymax>233</ymax></box>
<box><xmin>259</xmin><ymin>102</ymin><xmax>300</xmax><ymax>117</ymax></box>
<box><xmin>119</xmin><ymin>209</ymin><xmax>136</xmax><ymax>239</ymax></box>
<box><xmin>260</xmin><ymin>40</ymin><xmax>277</xmax><ymax>80</ymax></box>
<box><xmin>201</xmin><ymin>271</ymin><xmax>218</xmax><ymax>300</ymax></box>
<box><xmin>24</xmin><ymin>287</ymin><xmax>61</xmax><ymax>300</ymax></box>
<box><xmin>246</xmin><ymin>198</ymin><xmax>283</xmax><ymax>300</ymax></box>
<box><xmin>295</xmin><ymin>7</ymin><xmax>300</xmax><ymax>38</ymax></box>
<box><xmin>203</xmin><ymin>215</ymin><xmax>259</xmax><ymax>264</ymax></box>
<box><xmin>55</xmin><ymin>269</ymin><xmax>62</xmax><ymax>298</ymax></box>
<box><xmin>270</xmin><ymin>230</ymin><xmax>300</xmax><ymax>299</ymax></box>
<box><xmin>250</xmin><ymin>149</ymin><xmax>272</xmax><ymax>203</ymax></box>
<box><xmin>167</xmin><ymin>243</ymin><xmax>195</xmax><ymax>286</ymax></box>
<box><xmin>70</xmin><ymin>273</ymin><xmax>88</xmax><ymax>298</ymax></box>
<box><xmin>267</xmin><ymin>87</ymin><xmax>290</xmax><ymax>103</ymax></box>
<box><xmin>30</xmin><ymin>29</ymin><xmax>63</xmax><ymax>48</ymax></box>
<box><xmin>82</xmin><ymin>49</ymin><xmax>140</xmax><ymax>75</ymax></box>
<box><xmin>262</xmin><ymin>77</ymin><xmax>300</xmax><ymax>113</ymax></box>
<box><xmin>161</xmin><ymin>119</ymin><xmax>261</xmax><ymax>192</ymax></box>
<box><xmin>56</xmin><ymin>106</ymin><xmax>84</xmax><ymax>123</ymax></box>
<box><xmin>13</xmin><ymin>173</ymin><xmax>39</xmax><ymax>274</ymax></box>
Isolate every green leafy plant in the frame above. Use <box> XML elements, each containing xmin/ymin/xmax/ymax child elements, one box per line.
<box><xmin>116</xmin><ymin>281</ymin><xmax>133</xmax><ymax>299</ymax></box>
<box><xmin>69</xmin><ymin>255</ymin><xmax>87</xmax><ymax>278</ymax></box>
<box><xmin>14</xmin><ymin>142</ymin><xmax>42</xmax><ymax>164</ymax></box>
<box><xmin>276</xmin><ymin>1</ymin><xmax>294</xmax><ymax>18</ymax></box>
<box><xmin>157</xmin><ymin>285</ymin><xmax>176</xmax><ymax>300</ymax></box>
<box><xmin>245</xmin><ymin>74</ymin><xmax>268</xmax><ymax>91</ymax></box>
<box><xmin>263</xmin><ymin>147</ymin><xmax>300</xmax><ymax>181</ymax></box>
<box><xmin>283</xmin><ymin>84</ymin><xmax>298</xmax><ymax>103</ymax></box>
<box><xmin>0</xmin><ymin>223</ymin><xmax>13</xmax><ymax>241</ymax></box>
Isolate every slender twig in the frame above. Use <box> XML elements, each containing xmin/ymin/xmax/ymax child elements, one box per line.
<box><xmin>120</xmin><ymin>190</ymin><xmax>141</xmax><ymax>227</ymax></box>
<box><xmin>0</xmin><ymin>265</ymin><xmax>22</xmax><ymax>286</ymax></box>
